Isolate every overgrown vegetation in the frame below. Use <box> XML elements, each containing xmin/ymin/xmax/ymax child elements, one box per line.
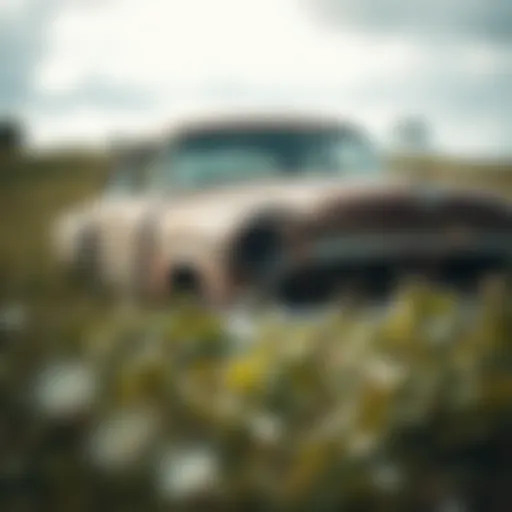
<box><xmin>1</xmin><ymin>280</ymin><xmax>511</xmax><ymax>510</ymax></box>
<box><xmin>0</xmin><ymin>151</ymin><xmax>110</xmax><ymax>324</ymax></box>
<box><xmin>0</xmin><ymin>151</ymin><xmax>511</xmax><ymax>510</ymax></box>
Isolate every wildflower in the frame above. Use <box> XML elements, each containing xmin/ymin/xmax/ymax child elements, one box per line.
<box><xmin>224</xmin><ymin>353</ymin><xmax>272</xmax><ymax>395</ymax></box>
<box><xmin>87</xmin><ymin>407</ymin><xmax>160</xmax><ymax>473</ymax></box>
<box><xmin>154</xmin><ymin>445</ymin><xmax>222</xmax><ymax>502</ymax></box>
<box><xmin>364</xmin><ymin>357</ymin><xmax>409</xmax><ymax>392</ymax></box>
<box><xmin>248</xmin><ymin>411</ymin><xmax>284</xmax><ymax>445</ymax></box>
<box><xmin>224</xmin><ymin>308</ymin><xmax>258</xmax><ymax>349</ymax></box>
<box><xmin>33</xmin><ymin>359</ymin><xmax>97</xmax><ymax>420</ymax></box>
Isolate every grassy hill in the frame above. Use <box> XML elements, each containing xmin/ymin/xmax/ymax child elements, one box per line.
<box><xmin>0</xmin><ymin>151</ymin><xmax>108</xmax><ymax>293</ymax></box>
<box><xmin>390</xmin><ymin>154</ymin><xmax>512</xmax><ymax>195</ymax></box>
<box><xmin>0</xmin><ymin>151</ymin><xmax>111</xmax><ymax>334</ymax></box>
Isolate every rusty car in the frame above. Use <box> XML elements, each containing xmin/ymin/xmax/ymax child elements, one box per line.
<box><xmin>52</xmin><ymin>113</ymin><xmax>511</xmax><ymax>308</ymax></box>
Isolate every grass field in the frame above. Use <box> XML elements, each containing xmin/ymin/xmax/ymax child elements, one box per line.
<box><xmin>0</xmin><ymin>151</ymin><xmax>112</xmax><ymax>337</ymax></box>
<box><xmin>0</xmin><ymin>151</ymin><xmax>107</xmax><ymax>292</ymax></box>
<box><xmin>0</xmin><ymin>150</ymin><xmax>511</xmax><ymax>509</ymax></box>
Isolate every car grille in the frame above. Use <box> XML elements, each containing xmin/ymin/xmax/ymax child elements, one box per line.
<box><xmin>272</xmin><ymin>246</ymin><xmax>510</xmax><ymax>308</ymax></box>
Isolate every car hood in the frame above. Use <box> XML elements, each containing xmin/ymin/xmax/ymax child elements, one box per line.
<box><xmin>157</xmin><ymin>174</ymin><xmax>511</xmax><ymax>244</ymax></box>
<box><xmin>157</xmin><ymin>175</ymin><xmax>413</xmax><ymax>237</ymax></box>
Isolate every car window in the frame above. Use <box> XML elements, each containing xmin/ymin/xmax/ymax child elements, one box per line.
<box><xmin>148</xmin><ymin>126</ymin><xmax>382</xmax><ymax>192</ymax></box>
<box><xmin>170</xmin><ymin>147</ymin><xmax>280</xmax><ymax>189</ymax></box>
<box><xmin>302</xmin><ymin>134</ymin><xmax>381</xmax><ymax>175</ymax></box>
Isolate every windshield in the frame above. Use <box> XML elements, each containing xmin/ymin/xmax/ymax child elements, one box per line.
<box><xmin>148</xmin><ymin>127</ymin><xmax>381</xmax><ymax>191</ymax></box>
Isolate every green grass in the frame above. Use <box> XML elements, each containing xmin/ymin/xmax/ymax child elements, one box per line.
<box><xmin>0</xmin><ymin>151</ymin><xmax>111</xmax><ymax>333</ymax></box>
<box><xmin>390</xmin><ymin>154</ymin><xmax>512</xmax><ymax>197</ymax></box>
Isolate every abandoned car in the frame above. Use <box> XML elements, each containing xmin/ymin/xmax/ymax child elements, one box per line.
<box><xmin>52</xmin><ymin>114</ymin><xmax>511</xmax><ymax>307</ymax></box>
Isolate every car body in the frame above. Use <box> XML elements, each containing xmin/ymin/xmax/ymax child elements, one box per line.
<box><xmin>52</xmin><ymin>113</ymin><xmax>512</xmax><ymax>307</ymax></box>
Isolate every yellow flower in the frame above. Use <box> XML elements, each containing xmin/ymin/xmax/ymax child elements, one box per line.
<box><xmin>225</xmin><ymin>354</ymin><xmax>271</xmax><ymax>395</ymax></box>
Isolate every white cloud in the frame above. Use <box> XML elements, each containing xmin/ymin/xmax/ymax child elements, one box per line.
<box><xmin>35</xmin><ymin>0</ymin><xmax>422</xmax><ymax>95</ymax></box>
<box><xmin>311</xmin><ymin>0</ymin><xmax>512</xmax><ymax>42</ymax></box>
<box><xmin>27</xmin><ymin>106</ymin><xmax>163</xmax><ymax>148</ymax></box>
<box><xmin>436</xmin><ymin>117</ymin><xmax>511</xmax><ymax>157</ymax></box>
<box><xmin>0</xmin><ymin>0</ymin><xmax>29</xmax><ymax>19</ymax></box>
<box><xmin>458</xmin><ymin>44</ymin><xmax>512</xmax><ymax>76</ymax></box>
<box><xmin>22</xmin><ymin>0</ymin><xmax>512</xmax><ymax>156</ymax></box>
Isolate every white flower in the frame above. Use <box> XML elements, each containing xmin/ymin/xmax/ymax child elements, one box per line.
<box><xmin>364</xmin><ymin>357</ymin><xmax>409</xmax><ymax>391</ymax></box>
<box><xmin>87</xmin><ymin>408</ymin><xmax>159</xmax><ymax>472</ymax></box>
<box><xmin>248</xmin><ymin>412</ymin><xmax>284</xmax><ymax>444</ymax></box>
<box><xmin>33</xmin><ymin>360</ymin><xmax>97</xmax><ymax>420</ymax></box>
<box><xmin>154</xmin><ymin>445</ymin><xmax>221</xmax><ymax>501</ymax></box>
<box><xmin>225</xmin><ymin>309</ymin><xmax>257</xmax><ymax>349</ymax></box>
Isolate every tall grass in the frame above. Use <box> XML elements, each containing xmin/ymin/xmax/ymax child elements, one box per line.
<box><xmin>0</xmin><ymin>150</ymin><xmax>511</xmax><ymax>509</ymax></box>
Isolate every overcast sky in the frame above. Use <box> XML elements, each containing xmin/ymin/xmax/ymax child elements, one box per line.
<box><xmin>0</xmin><ymin>0</ymin><xmax>511</xmax><ymax>156</ymax></box>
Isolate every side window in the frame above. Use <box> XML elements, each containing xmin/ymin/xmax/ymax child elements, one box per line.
<box><xmin>170</xmin><ymin>147</ymin><xmax>279</xmax><ymax>189</ymax></box>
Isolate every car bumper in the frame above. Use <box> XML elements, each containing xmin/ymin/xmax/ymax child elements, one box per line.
<box><xmin>266</xmin><ymin>231</ymin><xmax>511</xmax><ymax>307</ymax></box>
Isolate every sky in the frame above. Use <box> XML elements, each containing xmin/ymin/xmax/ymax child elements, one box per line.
<box><xmin>0</xmin><ymin>0</ymin><xmax>511</xmax><ymax>156</ymax></box>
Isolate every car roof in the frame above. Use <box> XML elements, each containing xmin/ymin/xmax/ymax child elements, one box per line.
<box><xmin>160</xmin><ymin>109</ymin><xmax>351</xmax><ymax>141</ymax></box>
<box><xmin>109</xmin><ymin>109</ymin><xmax>364</xmax><ymax>162</ymax></box>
